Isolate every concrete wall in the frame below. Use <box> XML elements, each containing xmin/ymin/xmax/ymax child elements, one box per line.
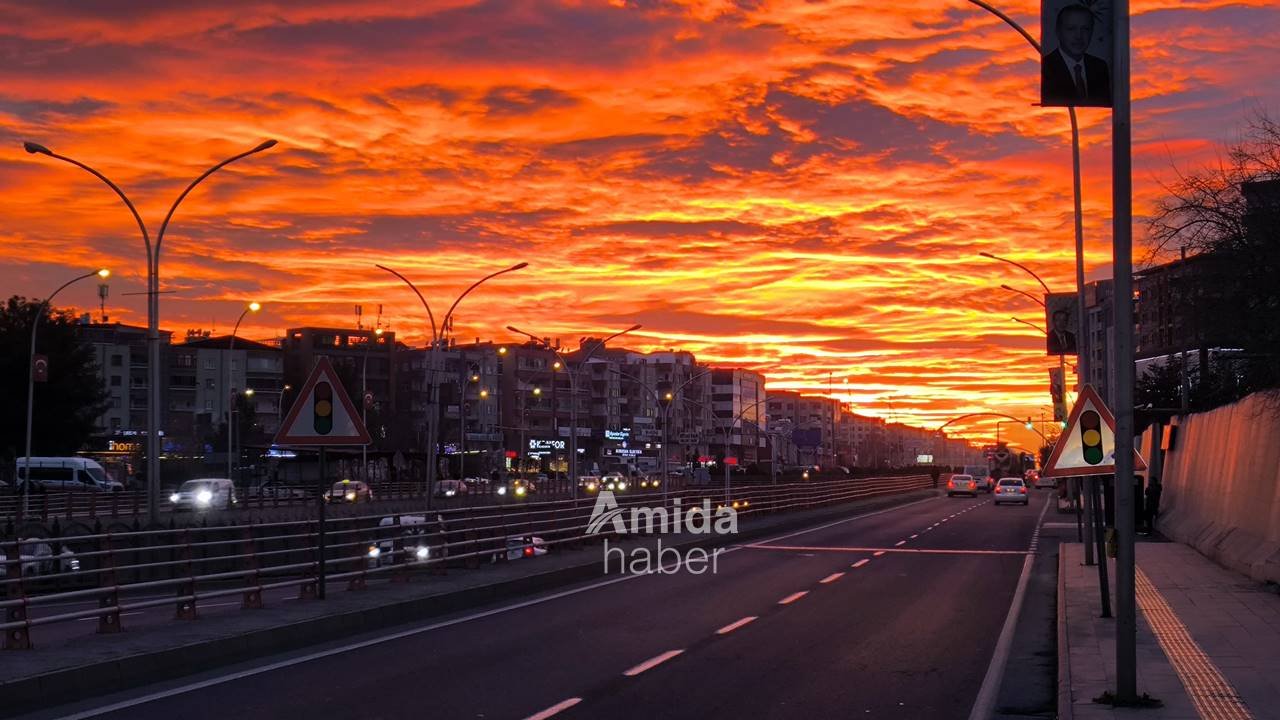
<box><xmin>1151</xmin><ymin>392</ymin><xmax>1280</xmax><ymax>584</ymax></box>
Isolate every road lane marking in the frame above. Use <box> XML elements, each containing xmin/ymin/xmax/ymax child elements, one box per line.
<box><xmin>744</xmin><ymin>544</ymin><xmax>1029</xmax><ymax>556</ymax></box>
<box><xmin>624</xmin><ymin>649</ymin><xmax>684</xmax><ymax>677</ymax></box>
<box><xmin>966</xmin><ymin>495</ymin><xmax>1051</xmax><ymax>720</ymax></box>
<box><xmin>41</xmin><ymin>494</ymin><xmax>944</xmax><ymax>720</ymax></box>
<box><xmin>716</xmin><ymin>616</ymin><xmax>758</xmax><ymax>635</ymax></box>
<box><xmin>820</xmin><ymin>572</ymin><xmax>844</xmax><ymax>584</ymax></box>
<box><xmin>851</xmin><ymin>559</ymin><xmax>870</xmax><ymax>568</ymax></box>
<box><xmin>894</xmin><ymin>540</ymin><xmax>906</xmax><ymax>546</ymax></box>
<box><xmin>778</xmin><ymin>591</ymin><xmax>808</xmax><ymax>605</ymax></box>
<box><xmin>523</xmin><ymin>697</ymin><xmax>582</xmax><ymax>720</ymax></box>
<box><xmin>909</xmin><ymin>534</ymin><xmax>918</xmax><ymax>539</ymax></box>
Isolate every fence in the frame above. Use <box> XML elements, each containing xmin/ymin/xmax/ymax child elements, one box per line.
<box><xmin>0</xmin><ymin>474</ymin><xmax>932</xmax><ymax>649</ymax></box>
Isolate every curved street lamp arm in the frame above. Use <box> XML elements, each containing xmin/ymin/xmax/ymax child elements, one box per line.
<box><xmin>29</xmin><ymin>148</ymin><xmax>153</xmax><ymax>278</ymax></box>
<box><xmin>1013</xmin><ymin>316</ymin><xmax>1047</xmax><ymax>334</ymax></box>
<box><xmin>1001</xmin><ymin>284</ymin><xmax>1046</xmax><ymax>307</ymax></box>
<box><xmin>154</xmin><ymin>140</ymin><xmax>278</xmax><ymax>259</ymax></box>
<box><xmin>376</xmin><ymin>264</ymin><xmax>438</xmax><ymax>343</ymax></box>
<box><xmin>933</xmin><ymin>412</ymin><xmax>1047</xmax><ymax>442</ymax></box>
<box><xmin>979</xmin><ymin>252</ymin><xmax>1052</xmax><ymax>295</ymax></box>
<box><xmin>964</xmin><ymin>0</ymin><xmax>1040</xmax><ymax>52</ymax></box>
<box><xmin>441</xmin><ymin>263</ymin><xmax>528</xmax><ymax>344</ymax></box>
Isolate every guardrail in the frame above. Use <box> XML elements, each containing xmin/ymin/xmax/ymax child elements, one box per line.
<box><xmin>0</xmin><ymin>474</ymin><xmax>933</xmax><ymax>650</ymax></box>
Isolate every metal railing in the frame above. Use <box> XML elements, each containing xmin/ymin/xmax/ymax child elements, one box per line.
<box><xmin>0</xmin><ymin>474</ymin><xmax>933</xmax><ymax>649</ymax></box>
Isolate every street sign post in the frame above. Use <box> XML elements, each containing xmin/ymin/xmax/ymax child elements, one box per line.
<box><xmin>275</xmin><ymin>358</ymin><xmax>370</xmax><ymax>600</ymax></box>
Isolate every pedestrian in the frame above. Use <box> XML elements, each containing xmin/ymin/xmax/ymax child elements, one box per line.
<box><xmin>930</xmin><ymin>466</ymin><xmax>941</xmax><ymax>488</ymax></box>
<box><xmin>1145</xmin><ymin>479</ymin><xmax>1162</xmax><ymax>534</ymax></box>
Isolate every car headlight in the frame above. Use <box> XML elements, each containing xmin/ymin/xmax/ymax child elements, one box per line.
<box><xmin>169</xmin><ymin>493</ymin><xmax>180</xmax><ymax>503</ymax></box>
<box><xmin>445</xmin><ymin>489</ymin><xmax>456</xmax><ymax>497</ymax></box>
<box><xmin>587</xmin><ymin>483</ymin><xmax>597</xmax><ymax>491</ymax></box>
<box><xmin>618</xmin><ymin>482</ymin><xmax>627</xmax><ymax>491</ymax></box>
<box><xmin>515</xmin><ymin>486</ymin><xmax>527</xmax><ymax>496</ymax></box>
<box><xmin>196</xmin><ymin>490</ymin><xmax>213</xmax><ymax>505</ymax></box>
<box><xmin>497</xmin><ymin>486</ymin><xmax>507</xmax><ymax>495</ymax></box>
<box><xmin>367</xmin><ymin>546</ymin><xmax>381</xmax><ymax>558</ymax></box>
<box><xmin>345</xmin><ymin>492</ymin><xmax>356</xmax><ymax>501</ymax></box>
<box><xmin>415</xmin><ymin>546</ymin><xmax>430</xmax><ymax>560</ymax></box>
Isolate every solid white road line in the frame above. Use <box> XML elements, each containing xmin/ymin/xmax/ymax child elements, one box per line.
<box><xmin>778</xmin><ymin>591</ymin><xmax>809</xmax><ymax>605</ymax></box>
<box><xmin>523</xmin><ymin>697</ymin><xmax>582</xmax><ymax>720</ymax></box>
<box><xmin>716</xmin><ymin>616</ymin><xmax>758</xmax><ymax>635</ymax></box>
<box><xmin>745</xmin><ymin>545</ymin><xmax>1029</xmax><ymax>556</ymax></box>
<box><xmin>44</xmin><ymin>493</ymin><xmax>944</xmax><ymax>720</ymax></box>
<box><xmin>623</xmin><ymin>650</ymin><xmax>684</xmax><ymax>677</ymax></box>
<box><xmin>851</xmin><ymin>559</ymin><xmax>870</xmax><ymax>568</ymax></box>
<box><xmin>820</xmin><ymin>572</ymin><xmax>844</xmax><ymax>584</ymax></box>
<box><xmin>966</xmin><ymin>495</ymin><xmax>1052</xmax><ymax>720</ymax></box>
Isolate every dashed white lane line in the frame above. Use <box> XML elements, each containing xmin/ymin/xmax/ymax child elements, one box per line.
<box><xmin>894</xmin><ymin>540</ymin><xmax>906</xmax><ymax>547</ymax></box>
<box><xmin>909</xmin><ymin>534</ymin><xmax>918</xmax><ymax>539</ymax></box>
<box><xmin>820</xmin><ymin>572</ymin><xmax>845</xmax><ymax>584</ymax></box>
<box><xmin>778</xmin><ymin>591</ymin><xmax>809</xmax><ymax>605</ymax></box>
<box><xmin>623</xmin><ymin>649</ymin><xmax>684</xmax><ymax>677</ymax></box>
<box><xmin>874</xmin><ymin>551</ymin><xmax>886</xmax><ymax>557</ymax></box>
<box><xmin>852</xmin><ymin>559</ymin><xmax>870</xmax><ymax>568</ymax></box>
<box><xmin>523</xmin><ymin>698</ymin><xmax>582</xmax><ymax>720</ymax></box>
<box><xmin>716</xmin><ymin>616</ymin><xmax>758</xmax><ymax>635</ymax></box>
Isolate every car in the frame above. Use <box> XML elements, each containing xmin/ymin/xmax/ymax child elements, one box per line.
<box><xmin>947</xmin><ymin>474</ymin><xmax>980</xmax><ymax>497</ymax></box>
<box><xmin>491</xmin><ymin>535</ymin><xmax>548</xmax><ymax>563</ymax></box>
<box><xmin>0</xmin><ymin>538</ymin><xmax>80</xmax><ymax>578</ymax></box>
<box><xmin>993</xmin><ymin>477</ymin><xmax>1029</xmax><ymax>505</ymax></box>
<box><xmin>169</xmin><ymin>478</ymin><xmax>237</xmax><ymax>511</ymax></box>
<box><xmin>247</xmin><ymin>481</ymin><xmax>307</xmax><ymax>500</ymax></box>
<box><xmin>325</xmin><ymin>479</ymin><xmax>373</xmax><ymax>504</ymax></box>
<box><xmin>433</xmin><ymin>479</ymin><xmax>470</xmax><ymax>498</ymax></box>
<box><xmin>636</xmin><ymin>474</ymin><xmax>662</xmax><ymax>490</ymax></box>
<box><xmin>578</xmin><ymin>475</ymin><xmax>602</xmax><ymax>493</ymax></box>
<box><xmin>601</xmin><ymin>473</ymin><xmax>628</xmax><ymax>492</ymax></box>
<box><xmin>367</xmin><ymin>514</ymin><xmax>445</xmax><ymax>568</ymax></box>
<box><xmin>497</xmin><ymin>477</ymin><xmax>535</xmax><ymax>497</ymax></box>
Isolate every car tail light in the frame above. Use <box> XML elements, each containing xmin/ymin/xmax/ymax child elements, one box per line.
<box><xmin>524</xmin><ymin>546</ymin><xmax>534</xmax><ymax>557</ymax></box>
<box><xmin>947</xmin><ymin>480</ymin><xmax>955</xmax><ymax>488</ymax></box>
<box><xmin>1019</xmin><ymin>487</ymin><xmax>1027</xmax><ymax>494</ymax></box>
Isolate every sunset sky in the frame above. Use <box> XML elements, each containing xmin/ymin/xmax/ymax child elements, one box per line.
<box><xmin>2</xmin><ymin>0</ymin><xmax>1277</xmax><ymax>448</ymax></box>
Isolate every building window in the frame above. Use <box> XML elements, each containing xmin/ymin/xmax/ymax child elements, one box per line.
<box><xmin>110</xmin><ymin>375</ymin><xmax>122</xmax><ymax>387</ymax></box>
<box><xmin>205</xmin><ymin>400</ymin><xmax>212</xmax><ymax>411</ymax></box>
<box><xmin>111</xmin><ymin>354</ymin><xmax>123</xmax><ymax>367</ymax></box>
<box><xmin>206</xmin><ymin>378</ymin><xmax>215</xmax><ymax>390</ymax></box>
<box><xmin>203</xmin><ymin>359</ymin><xmax>216</xmax><ymax>370</ymax></box>
<box><xmin>110</xmin><ymin>418</ymin><xmax>121</xmax><ymax>430</ymax></box>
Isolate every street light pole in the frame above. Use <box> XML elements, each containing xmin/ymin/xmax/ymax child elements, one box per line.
<box><xmin>609</xmin><ymin>367</ymin><xmax>709</xmax><ymax>505</ymax></box>
<box><xmin>25</xmin><ymin>139</ymin><xmax>278</xmax><ymax>523</ymax></box>
<box><xmin>507</xmin><ymin>323</ymin><xmax>642</xmax><ymax>499</ymax></box>
<box><xmin>227</xmin><ymin>302</ymin><xmax>261</xmax><ymax>484</ymax></box>
<box><xmin>377</xmin><ymin>263</ymin><xmax>526</xmax><ymax>501</ymax></box>
<box><xmin>21</xmin><ymin>268</ymin><xmax>110</xmax><ymax>520</ymax></box>
<box><xmin>361</xmin><ymin>327</ymin><xmax>384</xmax><ymax>482</ymax></box>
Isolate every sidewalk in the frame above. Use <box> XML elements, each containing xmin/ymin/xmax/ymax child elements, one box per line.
<box><xmin>1059</xmin><ymin>540</ymin><xmax>1280</xmax><ymax>719</ymax></box>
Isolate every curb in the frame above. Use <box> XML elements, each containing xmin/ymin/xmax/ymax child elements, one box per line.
<box><xmin>1057</xmin><ymin>544</ymin><xmax>1073</xmax><ymax>720</ymax></box>
<box><xmin>0</xmin><ymin>488</ymin><xmax>939</xmax><ymax>717</ymax></box>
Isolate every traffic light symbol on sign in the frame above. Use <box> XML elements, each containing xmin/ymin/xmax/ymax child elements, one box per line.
<box><xmin>1080</xmin><ymin>410</ymin><xmax>1103</xmax><ymax>465</ymax></box>
<box><xmin>314</xmin><ymin>382</ymin><xmax>333</xmax><ymax>435</ymax></box>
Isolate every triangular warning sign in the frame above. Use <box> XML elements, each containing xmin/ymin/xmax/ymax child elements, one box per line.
<box><xmin>1042</xmin><ymin>384</ymin><xmax>1146</xmax><ymax>478</ymax></box>
<box><xmin>274</xmin><ymin>357</ymin><xmax>371</xmax><ymax>446</ymax></box>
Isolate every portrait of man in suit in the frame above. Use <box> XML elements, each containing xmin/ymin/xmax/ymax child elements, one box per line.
<box><xmin>1042</xmin><ymin>3</ymin><xmax>1112</xmax><ymax>107</ymax></box>
<box><xmin>1047</xmin><ymin>308</ymin><xmax>1078</xmax><ymax>356</ymax></box>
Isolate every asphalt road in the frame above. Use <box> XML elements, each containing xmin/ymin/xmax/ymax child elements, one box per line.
<box><xmin>20</xmin><ymin>489</ymin><xmax>1053</xmax><ymax>720</ymax></box>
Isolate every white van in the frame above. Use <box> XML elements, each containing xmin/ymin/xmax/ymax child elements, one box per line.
<box><xmin>15</xmin><ymin>457</ymin><xmax>123</xmax><ymax>493</ymax></box>
<box><xmin>169</xmin><ymin>478</ymin><xmax>237</xmax><ymax>511</ymax></box>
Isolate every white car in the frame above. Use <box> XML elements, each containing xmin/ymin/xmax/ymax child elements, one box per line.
<box><xmin>492</xmin><ymin>535</ymin><xmax>547</xmax><ymax>562</ymax></box>
<box><xmin>0</xmin><ymin>538</ymin><xmax>80</xmax><ymax>578</ymax></box>
<box><xmin>993</xmin><ymin>477</ymin><xmax>1030</xmax><ymax>506</ymax></box>
<box><xmin>169</xmin><ymin>478</ymin><xmax>237</xmax><ymax>511</ymax></box>
<box><xmin>367</xmin><ymin>514</ymin><xmax>445</xmax><ymax>567</ymax></box>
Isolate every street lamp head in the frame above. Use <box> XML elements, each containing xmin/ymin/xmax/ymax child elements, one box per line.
<box><xmin>471</xmin><ymin>373</ymin><xmax>480</xmax><ymax>382</ymax></box>
<box><xmin>97</xmin><ymin>268</ymin><xmax>111</xmax><ymax>279</ymax></box>
<box><xmin>374</xmin><ymin>327</ymin><xmax>384</xmax><ymax>336</ymax></box>
<box><xmin>664</xmin><ymin>392</ymin><xmax>674</xmax><ymax>401</ymax></box>
<box><xmin>283</xmin><ymin>384</ymin><xmax>292</xmax><ymax>391</ymax></box>
<box><xmin>532</xmin><ymin>387</ymin><xmax>542</xmax><ymax>396</ymax></box>
<box><xmin>509</xmin><ymin>262</ymin><xmax>529</xmax><ymax>271</ymax></box>
<box><xmin>23</xmin><ymin>141</ymin><xmax>52</xmax><ymax>156</ymax></box>
<box><xmin>248</xmin><ymin>301</ymin><xmax>261</xmax><ymax>312</ymax></box>
<box><xmin>480</xmin><ymin>389</ymin><xmax>490</xmax><ymax>398</ymax></box>
<box><xmin>979</xmin><ymin>251</ymin><xmax>996</xmax><ymax>260</ymax></box>
<box><xmin>626</xmin><ymin>323</ymin><xmax>643</xmax><ymax>333</ymax></box>
<box><xmin>252</xmin><ymin>139</ymin><xmax>278</xmax><ymax>153</ymax></box>
<box><xmin>553</xmin><ymin>360</ymin><xmax>561</xmax><ymax>370</ymax></box>
<box><xmin>498</xmin><ymin>346</ymin><xmax>508</xmax><ymax>355</ymax></box>
<box><xmin>244</xmin><ymin>388</ymin><xmax>255</xmax><ymax>397</ymax></box>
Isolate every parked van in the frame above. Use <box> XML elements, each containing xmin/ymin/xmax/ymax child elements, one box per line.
<box><xmin>14</xmin><ymin>457</ymin><xmax>122</xmax><ymax>493</ymax></box>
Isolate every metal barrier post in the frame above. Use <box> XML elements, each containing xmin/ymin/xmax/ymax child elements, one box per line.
<box><xmin>242</xmin><ymin>525</ymin><xmax>263</xmax><ymax>609</ymax></box>
<box><xmin>175</xmin><ymin>529</ymin><xmax>197</xmax><ymax>620</ymax></box>
<box><xmin>97</xmin><ymin>535</ymin><xmax>122</xmax><ymax>634</ymax></box>
<box><xmin>297</xmin><ymin>519</ymin><xmax>318</xmax><ymax>602</ymax></box>
<box><xmin>3</xmin><ymin>555</ymin><xmax>33</xmax><ymax>650</ymax></box>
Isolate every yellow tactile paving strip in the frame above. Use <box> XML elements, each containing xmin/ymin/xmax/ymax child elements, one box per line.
<box><xmin>1136</xmin><ymin>567</ymin><xmax>1254</xmax><ymax>720</ymax></box>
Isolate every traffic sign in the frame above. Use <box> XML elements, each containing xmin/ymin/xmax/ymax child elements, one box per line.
<box><xmin>1041</xmin><ymin>384</ymin><xmax>1146</xmax><ymax>478</ymax></box>
<box><xmin>677</xmin><ymin>431</ymin><xmax>700</xmax><ymax>445</ymax></box>
<box><xmin>275</xmin><ymin>357</ymin><xmax>370</xmax><ymax>446</ymax></box>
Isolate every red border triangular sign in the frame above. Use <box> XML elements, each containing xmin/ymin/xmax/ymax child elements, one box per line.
<box><xmin>274</xmin><ymin>357</ymin><xmax>371</xmax><ymax>446</ymax></box>
<box><xmin>1042</xmin><ymin>384</ymin><xmax>1146</xmax><ymax>478</ymax></box>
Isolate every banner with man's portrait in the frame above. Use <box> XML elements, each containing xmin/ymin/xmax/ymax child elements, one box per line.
<box><xmin>1041</xmin><ymin>1</ymin><xmax>1113</xmax><ymax>108</ymax></box>
<box><xmin>1044</xmin><ymin>292</ymin><xmax>1079</xmax><ymax>356</ymax></box>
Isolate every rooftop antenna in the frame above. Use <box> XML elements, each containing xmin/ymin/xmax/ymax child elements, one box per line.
<box><xmin>97</xmin><ymin>282</ymin><xmax>109</xmax><ymax>322</ymax></box>
<box><xmin>355</xmin><ymin>304</ymin><xmax>364</xmax><ymax>330</ymax></box>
